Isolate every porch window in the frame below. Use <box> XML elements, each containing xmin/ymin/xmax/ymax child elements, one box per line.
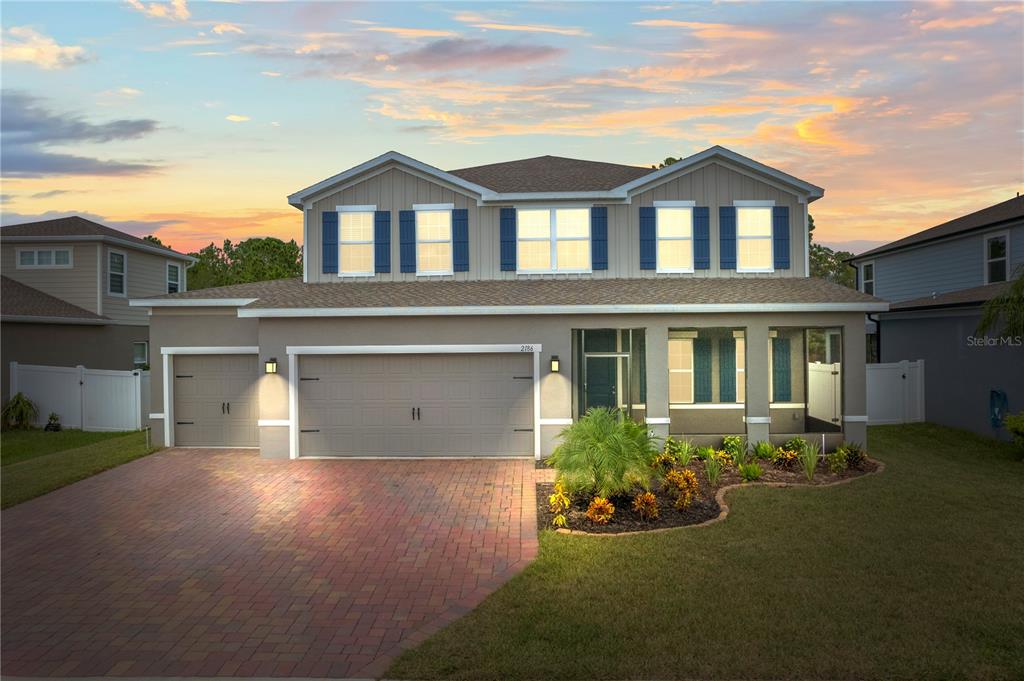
<box><xmin>770</xmin><ymin>327</ymin><xmax>843</xmax><ymax>434</ymax></box>
<box><xmin>517</xmin><ymin>208</ymin><xmax>590</xmax><ymax>273</ymax></box>
<box><xmin>668</xmin><ymin>328</ymin><xmax>745</xmax><ymax>405</ymax></box>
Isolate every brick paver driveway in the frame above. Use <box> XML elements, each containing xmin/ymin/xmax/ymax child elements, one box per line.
<box><xmin>1</xmin><ymin>449</ymin><xmax>538</xmax><ymax>678</ymax></box>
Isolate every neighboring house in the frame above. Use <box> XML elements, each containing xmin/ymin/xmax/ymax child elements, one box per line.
<box><xmin>132</xmin><ymin>146</ymin><xmax>886</xmax><ymax>459</ymax></box>
<box><xmin>850</xmin><ymin>196</ymin><xmax>1024</xmax><ymax>439</ymax></box>
<box><xmin>1</xmin><ymin>216</ymin><xmax>194</xmax><ymax>400</ymax></box>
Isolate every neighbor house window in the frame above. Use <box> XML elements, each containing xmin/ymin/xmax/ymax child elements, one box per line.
<box><xmin>133</xmin><ymin>342</ymin><xmax>148</xmax><ymax>368</ymax></box>
<box><xmin>108</xmin><ymin>250</ymin><xmax>126</xmax><ymax>296</ymax></box>
<box><xmin>16</xmin><ymin>248</ymin><xmax>72</xmax><ymax>269</ymax></box>
<box><xmin>166</xmin><ymin>263</ymin><xmax>180</xmax><ymax>293</ymax></box>
<box><xmin>736</xmin><ymin>206</ymin><xmax>773</xmax><ymax>272</ymax></box>
<box><xmin>985</xmin><ymin>233</ymin><xmax>1007</xmax><ymax>283</ymax></box>
<box><xmin>338</xmin><ymin>207</ymin><xmax>375</xmax><ymax>276</ymax></box>
<box><xmin>517</xmin><ymin>208</ymin><xmax>590</xmax><ymax>273</ymax></box>
<box><xmin>415</xmin><ymin>207</ymin><xmax>453</xmax><ymax>275</ymax></box>
<box><xmin>861</xmin><ymin>262</ymin><xmax>874</xmax><ymax>295</ymax></box>
<box><xmin>656</xmin><ymin>204</ymin><xmax>693</xmax><ymax>273</ymax></box>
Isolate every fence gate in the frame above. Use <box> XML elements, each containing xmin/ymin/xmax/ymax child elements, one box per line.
<box><xmin>866</xmin><ymin>359</ymin><xmax>925</xmax><ymax>425</ymax></box>
<box><xmin>9</xmin><ymin>362</ymin><xmax>146</xmax><ymax>431</ymax></box>
<box><xmin>807</xmin><ymin>362</ymin><xmax>842</xmax><ymax>426</ymax></box>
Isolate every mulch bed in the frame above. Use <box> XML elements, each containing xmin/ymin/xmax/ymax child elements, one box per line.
<box><xmin>537</xmin><ymin>458</ymin><xmax>878</xmax><ymax>534</ymax></box>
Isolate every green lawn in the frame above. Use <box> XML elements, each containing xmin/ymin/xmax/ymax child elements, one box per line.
<box><xmin>388</xmin><ymin>424</ymin><xmax>1024</xmax><ymax>681</ymax></box>
<box><xmin>1</xmin><ymin>429</ymin><xmax>159</xmax><ymax>509</ymax></box>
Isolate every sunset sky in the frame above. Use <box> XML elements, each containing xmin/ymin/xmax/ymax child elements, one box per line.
<box><xmin>1</xmin><ymin>0</ymin><xmax>1021</xmax><ymax>254</ymax></box>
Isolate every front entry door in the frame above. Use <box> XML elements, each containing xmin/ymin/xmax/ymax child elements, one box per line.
<box><xmin>585</xmin><ymin>356</ymin><xmax>619</xmax><ymax>410</ymax></box>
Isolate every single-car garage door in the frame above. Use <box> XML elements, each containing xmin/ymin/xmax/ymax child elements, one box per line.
<box><xmin>173</xmin><ymin>354</ymin><xmax>258</xmax><ymax>447</ymax></box>
<box><xmin>298</xmin><ymin>353</ymin><xmax>534</xmax><ymax>457</ymax></box>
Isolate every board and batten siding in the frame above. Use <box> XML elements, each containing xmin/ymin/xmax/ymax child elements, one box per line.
<box><xmin>866</xmin><ymin>221</ymin><xmax>1023</xmax><ymax>303</ymax></box>
<box><xmin>102</xmin><ymin>246</ymin><xmax>182</xmax><ymax>324</ymax></box>
<box><xmin>306</xmin><ymin>160</ymin><xmax>809</xmax><ymax>283</ymax></box>
<box><xmin>1</xmin><ymin>242</ymin><xmax>100</xmax><ymax>314</ymax></box>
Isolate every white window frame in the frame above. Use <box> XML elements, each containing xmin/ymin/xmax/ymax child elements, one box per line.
<box><xmin>654</xmin><ymin>200</ymin><xmax>695</xmax><ymax>274</ymax></box>
<box><xmin>516</xmin><ymin>206</ymin><xmax>592</xmax><ymax>275</ymax></box>
<box><xmin>734</xmin><ymin>200</ymin><xmax>775</xmax><ymax>274</ymax></box>
<box><xmin>413</xmin><ymin>203</ymin><xmax>454</xmax><ymax>277</ymax></box>
<box><xmin>166</xmin><ymin>262</ymin><xmax>181</xmax><ymax>294</ymax></box>
<box><xmin>133</xmin><ymin>341</ymin><xmax>149</xmax><ymax>368</ymax></box>
<box><xmin>984</xmin><ymin>231</ymin><xmax>1009</xmax><ymax>284</ymax></box>
<box><xmin>668</xmin><ymin>331</ymin><xmax>697</xmax><ymax>405</ymax></box>
<box><xmin>860</xmin><ymin>260</ymin><xmax>875</xmax><ymax>295</ymax></box>
<box><xmin>108</xmin><ymin>249</ymin><xmax>127</xmax><ymax>297</ymax></box>
<box><xmin>733</xmin><ymin>329</ymin><xmax>746</xmax><ymax>405</ymax></box>
<box><xmin>335</xmin><ymin>204</ymin><xmax>377</xmax><ymax>278</ymax></box>
<box><xmin>16</xmin><ymin>248</ymin><xmax>73</xmax><ymax>269</ymax></box>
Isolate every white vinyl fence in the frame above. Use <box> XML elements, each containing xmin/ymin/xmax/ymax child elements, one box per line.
<box><xmin>807</xmin><ymin>362</ymin><xmax>842</xmax><ymax>426</ymax></box>
<box><xmin>866</xmin><ymin>359</ymin><xmax>925</xmax><ymax>425</ymax></box>
<box><xmin>9</xmin><ymin>362</ymin><xmax>148</xmax><ymax>432</ymax></box>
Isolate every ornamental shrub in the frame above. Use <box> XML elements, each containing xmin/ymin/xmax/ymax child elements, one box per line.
<box><xmin>548</xmin><ymin>481</ymin><xmax>570</xmax><ymax>514</ymax></box>
<box><xmin>704</xmin><ymin>454</ymin><xmax>723</xmax><ymax>487</ymax></box>
<box><xmin>652</xmin><ymin>451</ymin><xmax>677</xmax><ymax>471</ymax></box>
<box><xmin>722</xmin><ymin>435</ymin><xmax>748</xmax><ymax>464</ymax></box>
<box><xmin>586</xmin><ymin>496</ymin><xmax>615</xmax><ymax>525</ymax></box>
<box><xmin>549</xmin><ymin>408</ymin><xmax>661</xmax><ymax>498</ymax></box>
<box><xmin>666</xmin><ymin>436</ymin><xmax>697</xmax><ymax>466</ymax></box>
<box><xmin>1</xmin><ymin>392</ymin><xmax>38</xmax><ymax>430</ymax></box>
<box><xmin>771</xmin><ymin>447</ymin><xmax>798</xmax><ymax>468</ymax></box>
<box><xmin>714</xmin><ymin>449</ymin><xmax>733</xmax><ymax>467</ymax></box>
<box><xmin>695</xmin><ymin>445</ymin><xmax>715</xmax><ymax>461</ymax></box>
<box><xmin>738</xmin><ymin>462</ymin><xmax>763</xmax><ymax>482</ymax></box>
<box><xmin>826</xmin><ymin>449</ymin><xmax>848</xmax><ymax>474</ymax></box>
<box><xmin>666</xmin><ymin>469</ymin><xmax>700</xmax><ymax>509</ymax></box>
<box><xmin>753</xmin><ymin>440</ymin><xmax>775</xmax><ymax>461</ymax></box>
<box><xmin>798</xmin><ymin>441</ymin><xmax>821</xmax><ymax>482</ymax></box>
<box><xmin>836</xmin><ymin>441</ymin><xmax>866</xmax><ymax>469</ymax></box>
<box><xmin>783</xmin><ymin>436</ymin><xmax>808</xmax><ymax>453</ymax></box>
<box><xmin>1006</xmin><ymin>412</ymin><xmax>1024</xmax><ymax>454</ymax></box>
<box><xmin>632</xmin><ymin>491</ymin><xmax>659</xmax><ymax>521</ymax></box>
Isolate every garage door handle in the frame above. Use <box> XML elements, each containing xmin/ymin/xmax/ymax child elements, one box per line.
<box><xmin>514</xmin><ymin>428</ymin><xmax>534</xmax><ymax>432</ymax></box>
<box><xmin>176</xmin><ymin>421</ymin><xmax>194</xmax><ymax>425</ymax></box>
<box><xmin>412</xmin><ymin>407</ymin><xmax>416</xmax><ymax>421</ymax></box>
<box><xmin>416</xmin><ymin>407</ymin><xmax>421</xmax><ymax>421</ymax></box>
<box><xmin>175</xmin><ymin>375</ymin><xmax>193</xmax><ymax>379</ymax></box>
<box><xmin>300</xmin><ymin>377</ymin><xmax>319</xmax><ymax>381</ymax></box>
<box><xmin>226</xmin><ymin>402</ymin><xmax>230</xmax><ymax>414</ymax></box>
<box><xmin>513</xmin><ymin>375</ymin><xmax>532</xmax><ymax>380</ymax></box>
<box><xmin>300</xmin><ymin>429</ymin><xmax>319</xmax><ymax>433</ymax></box>
<box><xmin>221</xmin><ymin>402</ymin><xmax>225</xmax><ymax>414</ymax></box>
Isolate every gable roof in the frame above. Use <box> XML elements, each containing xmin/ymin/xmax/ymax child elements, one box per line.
<box><xmin>287</xmin><ymin>145</ymin><xmax>824</xmax><ymax>208</ymax></box>
<box><xmin>131</xmin><ymin>276</ymin><xmax>886</xmax><ymax>316</ymax></box>
<box><xmin>0</xmin><ymin>216</ymin><xmax>194</xmax><ymax>261</ymax></box>
<box><xmin>448</xmin><ymin>156</ymin><xmax>653</xmax><ymax>193</ymax></box>
<box><xmin>0</xmin><ymin>276</ymin><xmax>108</xmax><ymax>324</ymax></box>
<box><xmin>853</xmin><ymin>195</ymin><xmax>1024</xmax><ymax>261</ymax></box>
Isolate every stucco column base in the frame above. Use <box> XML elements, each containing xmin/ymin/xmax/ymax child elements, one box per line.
<box><xmin>648</xmin><ymin>421</ymin><xmax>670</xmax><ymax>443</ymax></box>
<box><xmin>745</xmin><ymin>420</ymin><xmax>770</xmax><ymax>444</ymax></box>
<box><xmin>844</xmin><ymin>420</ymin><xmax>867</xmax><ymax>447</ymax></box>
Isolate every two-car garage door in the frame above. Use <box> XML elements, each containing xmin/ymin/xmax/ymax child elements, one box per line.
<box><xmin>298</xmin><ymin>353</ymin><xmax>534</xmax><ymax>457</ymax></box>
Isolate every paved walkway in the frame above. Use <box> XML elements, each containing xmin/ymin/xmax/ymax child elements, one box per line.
<box><xmin>1</xmin><ymin>449</ymin><xmax>537</xmax><ymax>678</ymax></box>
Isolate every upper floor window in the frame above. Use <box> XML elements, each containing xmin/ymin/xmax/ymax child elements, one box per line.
<box><xmin>108</xmin><ymin>250</ymin><xmax>126</xmax><ymax>296</ymax></box>
<box><xmin>985</xmin><ymin>233</ymin><xmax>1007</xmax><ymax>284</ymax></box>
<box><xmin>655</xmin><ymin>204</ymin><xmax>693</xmax><ymax>273</ymax></box>
<box><xmin>517</xmin><ymin>208</ymin><xmax>590</xmax><ymax>273</ymax></box>
<box><xmin>736</xmin><ymin>206</ymin><xmax>773</xmax><ymax>272</ymax></box>
<box><xmin>167</xmin><ymin>263</ymin><xmax>181</xmax><ymax>293</ymax></box>
<box><xmin>338</xmin><ymin>207</ymin><xmax>375</xmax><ymax>276</ymax></box>
<box><xmin>415</xmin><ymin>206</ymin><xmax>453</xmax><ymax>276</ymax></box>
<box><xmin>861</xmin><ymin>262</ymin><xmax>874</xmax><ymax>295</ymax></box>
<box><xmin>17</xmin><ymin>248</ymin><xmax>72</xmax><ymax>269</ymax></box>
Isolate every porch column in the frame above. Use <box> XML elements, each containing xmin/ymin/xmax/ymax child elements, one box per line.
<box><xmin>842</xmin><ymin>315</ymin><xmax>868</xmax><ymax>446</ymax></box>
<box><xmin>645</xmin><ymin>324</ymin><xmax>670</xmax><ymax>441</ymax></box>
<box><xmin>745</xmin><ymin>321</ymin><xmax>771</xmax><ymax>443</ymax></box>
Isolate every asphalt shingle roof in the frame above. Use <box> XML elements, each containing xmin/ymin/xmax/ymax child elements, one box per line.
<box><xmin>448</xmin><ymin>156</ymin><xmax>656</xmax><ymax>193</ymax></box>
<box><xmin>1</xmin><ymin>276</ymin><xmax>108</xmax><ymax>321</ymax></box>
<box><xmin>855</xmin><ymin>196</ymin><xmax>1024</xmax><ymax>260</ymax></box>
<box><xmin>889</xmin><ymin>281</ymin><xmax>1012</xmax><ymax>311</ymax></box>
<box><xmin>147</xmin><ymin>276</ymin><xmax>883</xmax><ymax>310</ymax></box>
<box><xmin>0</xmin><ymin>216</ymin><xmax>190</xmax><ymax>258</ymax></box>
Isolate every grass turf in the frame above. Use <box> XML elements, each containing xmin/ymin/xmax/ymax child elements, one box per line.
<box><xmin>388</xmin><ymin>424</ymin><xmax>1024</xmax><ymax>680</ymax></box>
<box><xmin>1</xmin><ymin>430</ymin><xmax>158</xmax><ymax>509</ymax></box>
<box><xmin>1</xmin><ymin>428</ymin><xmax>137</xmax><ymax>466</ymax></box>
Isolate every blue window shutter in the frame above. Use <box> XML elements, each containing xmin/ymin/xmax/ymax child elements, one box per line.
<box><xmin>719</xmin><ymin>337</ymin><xmax>736</xmax><ymax>403</ymax></box>
<box><xmin>452</xmin><ymin>208</ymin><xmax>469</xmax><ymax>272</ymax></box>
<box><xmin>399</xmin><ymin>210</ymin><xmax>416</xmax><ymax>273</ymax></box>
<box><xmin>322</xmin><ymin>211</ymin><xmax>338</xmax><ymax>274</ymax></box>
<box><xmin>694</xmin><ymin>206</ymin><xmax>710</xmax><ymax>270</ymax></box>
<box><xmin>772</xmin><ymin>337</ymin><xmax>792</xmax><ymax>402</ymax></box>
<box><xmin>694</xmin><ymin>338</ymin><xmax>712</xmax><ymax>403</ymax></box>
<box><xmin>500</xmin><ymin>208</ymin><xmax>516</xmax><ymax>271</ymax></box>
<box><xmin>639</xmin><ymin>206</ymin><xmax>656</xmax><ymax>270</ymax></box>
<box><xmin>719</xmin><ymin>206</ymin><xmax>736</xmax><ymax>269</ymax></box>
<box><xmin>591</xmin><ymin>206</ymin><xmax>608</xmax><ymax>270</ymax></box>
<box><xmin>374</xmin><ymin>211</ymin><xmax>391</xmax><ymax>273</ymax></box>
<box><xmin>773</xmin><ymin>206</ymin><xmax>790</xmax><ymax>270</ymax></box>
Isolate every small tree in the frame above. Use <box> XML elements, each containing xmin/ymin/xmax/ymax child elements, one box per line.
<box><xmin>977</xmin><ymin>265</ymin><xmax>1024</xmax><ymax>338</ymax></box>
<box><xmin>1</xmin><ymin>393</ymin><xmax>38</xmax><ymax>430</ymax></box>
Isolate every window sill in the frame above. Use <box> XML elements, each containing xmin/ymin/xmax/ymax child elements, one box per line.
<box><xmin>736</xmin><ymin>268</ymin><xmax>775</xmax><ymax>274</ymax></box>
<box><xmin>656</xmin><ymin>268</ymin><xmax>695</xmax><ymax>275</ymax></box>
<box><xmin>515</xmin><ymin>270</ymin><xmax>593</xmax><ymax>276</ymax></box>
<box><xmin>415</xmin><ymin>271</ymin><xmax>454</xmax><ymax>277</ymax></box>
<box><xmin>337</xmin><ymin>272</ymin><xmax>375</xmax><ymax>278</ymax></box>
<box><xmin>669</xmin><ymin>404</ymin><xmax>745</xmax><ymax>410</ymax></box>
<box><xmin>16</xmin><ymin>264</ymin><xmax>74</xmax><ymax>270</ymax></box>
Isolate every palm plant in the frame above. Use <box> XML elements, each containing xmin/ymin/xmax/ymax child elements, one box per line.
<box><xmin>1</xmin><ymin>393</ymin><xmax>38</xmax><ymax>430</ymax></box>
<box><xmin>549</xmin><ymin>408</ymin><xmax>661</xmax><ymax>498</ymax></box>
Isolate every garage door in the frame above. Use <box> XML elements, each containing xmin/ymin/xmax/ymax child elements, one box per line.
<box><xmin>298</xmin><ymin>353</ymin><xmax>534</xmax><ymax>457</ymax></box>
<box><xmin>173</xmin><ymin>355</ymin><xmax>258</xmax><ymax>447</ymax></box>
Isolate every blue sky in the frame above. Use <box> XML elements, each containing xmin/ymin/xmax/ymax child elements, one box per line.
<box><xmin>2</xmin><ymin>1</ymin><xmax>1021</xmax><ymax>253</ymax></box>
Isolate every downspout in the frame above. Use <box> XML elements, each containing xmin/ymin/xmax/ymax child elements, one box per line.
<box><xmin>867</xmin><ymin>313</ymin><xmax>881</xmax><ymax>363</ymax></box>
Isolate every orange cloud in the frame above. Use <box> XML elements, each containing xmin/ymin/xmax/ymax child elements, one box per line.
<box><xmin>464</xmin><ymin>21</ymin><xmax>588</xmax><ymax>36</ymax></box>
<box><xmin>1</xmin><ymin>26</ymin><xmax>89</xmax><ymax>69</ymax></box>
<box><xmin>919</xmin><ymin>15</ymin><xmax>998</xmax><ymax>31</ymax></box>
<box><xmin>363</xmin><ymin>26</ymin><xmax>457</xmax><ymax>38</ymax></box>
<box><xmin>632</xmin><ymin>19</ymin><xmax>777</xmax><ymax>41</ymax></box>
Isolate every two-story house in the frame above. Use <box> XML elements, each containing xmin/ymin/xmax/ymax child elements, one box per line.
<box><xmin>131</xmin><ymin>146</ymin><xmax>886</xmax><ymax>459</ymax></box>
<box><xmin>1</xmin><ymin>216</ymin><xmax>194</xmax><ymax>399</ymax></box>
<box><xmin>850</xmin><ymin>196</ymin><xmax>1024</xmax><ymax>439</ymax></box>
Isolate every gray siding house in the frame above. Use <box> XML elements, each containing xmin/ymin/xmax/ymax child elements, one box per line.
<box><xmin>851</xmin><ymin>196</ymin><xmax>1024</xmax><ymax>439</ymax></box>
<box><xmin>1</xmin><ymin>216</ymin><xmax>194</xmax><ymax>399</ymax></box>
<box><xmin>132</xmin><ymin>146</ymin><xmax>887</xmax><ymax>459</ymax></box>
